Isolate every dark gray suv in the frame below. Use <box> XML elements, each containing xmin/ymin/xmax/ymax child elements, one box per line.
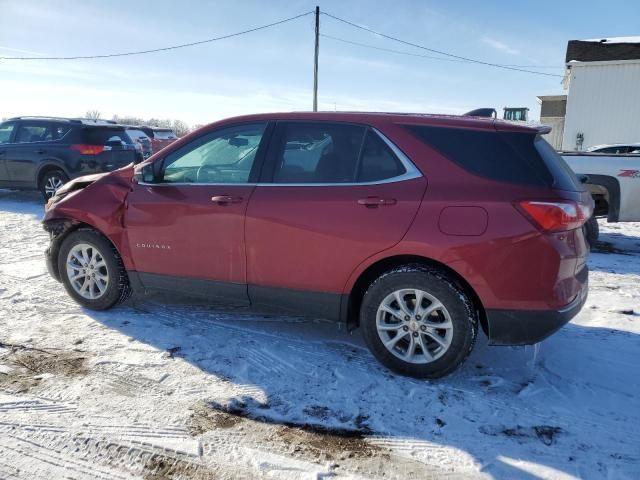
<box><xmin>0</xmin><ymin>116</ymin><xmax>142</xmax><ymax>199</ymax></box>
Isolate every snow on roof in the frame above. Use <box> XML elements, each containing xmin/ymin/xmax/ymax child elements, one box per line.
<box><xmin>582</xmin><ymin>36</ymin><xmax>640</xmax><ymax>44</ymax></box>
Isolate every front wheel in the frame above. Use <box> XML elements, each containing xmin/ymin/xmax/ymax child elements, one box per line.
<box><xmin>57</xmin><ymin>229</ymin><xmax>131</xmax><ymax>310</ymax></box>
<box><xmin>360</xmin><ymin>265</ymin><xmax>477</xmax><ymax>379</ymax></box>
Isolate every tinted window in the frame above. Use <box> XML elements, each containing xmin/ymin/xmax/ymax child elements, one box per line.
<box><xmin>594</xmin><ymin>146</ymin><xmax>629</xmax><ymax>154</ymax></box>
<box><xmin>15</xmin><ymin>122</ymin><xmax>71</xmax><ymax>143</ymax></box>
<box><xmin>154</xmin><ymin>130</ymin><xmax>176</xmax><ymax>140</ymax></box>
<box><xmin>83</xmin><ymin>128</ymin><xmax>132</xmax><ymax>145</ymax></box>
<box><xmin>162</xmin><ymin>123</ymin><xmax>266</xmax><ymax>184</ymax></box>
<box><xmin>0</xmin><ymin>122</ymin><xmax>16</xmax><ymax>144</ymax></box>
<box><xmin>127</xmin><ymin>129</ymin><xmax>149</xmax><ymax>140</ymax></box>
<box><xmin>274</xmin><ymin>123</ymin><xmax>366</xmax><ymax>183</ymax></box>
<box><xmin>407</xmin><ymin>125</ymin><xmax>552</xmax><ymax>187</ymax></box>
<box><xmin>534</xmin><ymin>135</ymin><xmax>582</xmax><ymax>191</ymax></box>
<box><xmin>358</xmin><ymin>130</ymin><xmax>405</xmax><ymax>182</ymax></box>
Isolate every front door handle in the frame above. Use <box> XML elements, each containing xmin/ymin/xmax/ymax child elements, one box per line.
<box><xmin>211</xmin><ymin>195</ymin><xmax>243</xmax><ymax>205</ymax></box>
<box><xmin>357</xmin><ymin>197</ymin><xmax>397</xmax><ymax>208</ymax></box>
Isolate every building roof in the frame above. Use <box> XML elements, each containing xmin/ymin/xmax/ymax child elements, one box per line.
<box><xmin>566</xmin><ymin>38</ymin><xmax>640</xmax><ymax>63</ymax></box>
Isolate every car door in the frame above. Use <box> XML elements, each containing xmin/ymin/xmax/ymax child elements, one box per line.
<box><xmin>6</xmin><ymin>121</ymin><xmax>57</xmax><ymax>186</ymax></box>
<box><xmin>124</xmin><ymin>122</ymin><xmax>271</xmax><ymax>302</ymax></box>
<box><xmin>245</xmin><ymin>121</ymin><xmax>427</xmax><ymax>319</ymax></box>
<box><xmin>0</xmin><ymin>121</ymin><xmax>17</xmax><ymax>183</ymax></box>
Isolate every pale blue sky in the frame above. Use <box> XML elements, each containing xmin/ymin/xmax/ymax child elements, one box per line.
<box><xmin>1</xmin><ymin>0</ymin><xmax>639</xmax><ymax>125</ymax></box>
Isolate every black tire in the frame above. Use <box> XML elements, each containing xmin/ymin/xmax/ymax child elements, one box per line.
<box><xmin>39</xmin><ymin>169</ymin><xmax>69</xmax><ymax>201</ymax></box>
<box><xmin>584</xmin><ymin>216</ymin><xmax>599</xmax><ymax>248</ymax></box>
<box><xmin>57</xmin><ymin>229</ymin><xmax>131</xmax><ymax>310</ymax></box>
<box><xmin>360</xmin><ymin>265</ymin><xmax>477</xmax><ymax>379</ymax></box>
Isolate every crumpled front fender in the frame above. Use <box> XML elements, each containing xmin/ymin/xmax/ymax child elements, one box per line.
<box><xmin>43</xmin><ymin>166</ymin><xmax>136</xmax><ymax>272</ymax></box>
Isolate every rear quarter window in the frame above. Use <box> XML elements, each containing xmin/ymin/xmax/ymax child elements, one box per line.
<box><xmin>407</xmin><ymin>125</ymin><xmax>553</xmax><ymax>187</ymax></box>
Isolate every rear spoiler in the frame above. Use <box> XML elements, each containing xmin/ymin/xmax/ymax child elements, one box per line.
<box><xmin>463</xmin><ymin>108</ymin><xmax>497</xmax><ymax>118</ymax></box>
<box><xmin>463</xmin><ymin>108</ymin><xmax>552</xmax><ymax>135</ymax></box>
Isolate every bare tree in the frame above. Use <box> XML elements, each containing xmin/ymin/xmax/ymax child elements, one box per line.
<box><xmin>85</xmin><ymin>110</ymin><xmax>101</xmax><ymax>120</ymax></box>
<box><xmin>172</xmin><ymin>120</ymin><xmax>190</xmax><ymax>137</ymax></box>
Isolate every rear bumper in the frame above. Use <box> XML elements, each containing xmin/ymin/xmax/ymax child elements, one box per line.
<box><xmin>486</xmin><ymin>267</ymin><xmax>588</xmax><ymax>345</ymax></box>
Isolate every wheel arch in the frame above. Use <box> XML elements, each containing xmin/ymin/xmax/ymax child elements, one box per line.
<box><xmin>343</xmin><ymin>254</ymin><xmax>488</xmax><ymax>335</ymax></box>
<box><xmin>584</xmin><ymin>174</ymin><xmax>620</xmax><ymax>222</ymax></box>
<box><xmin>44</xmin><ymin>219</ymin><xmax>124</xmax><ymax>281</ymax></box>
<box><xmin>36</xmin><ymin>162</ymin><xmax>70</xmax><ymax>189</ymax></box>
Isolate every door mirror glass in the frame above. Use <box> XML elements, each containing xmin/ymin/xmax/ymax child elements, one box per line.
<box><xmin>134</xmin><ymin>163</ymin><xmax>156</xmax><ymax>184</ymax></box>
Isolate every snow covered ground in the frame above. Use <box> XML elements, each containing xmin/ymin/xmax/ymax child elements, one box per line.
<box><xmin>0</xmin><ymin>189</ymin><xmax>638</xmax><ymax>480</ymax></box>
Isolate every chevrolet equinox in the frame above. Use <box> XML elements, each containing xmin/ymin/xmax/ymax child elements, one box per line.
<box><xmin>43</xmin><ymin>112</ymin><xmax>591</xmax><ymax>378</ymax></box>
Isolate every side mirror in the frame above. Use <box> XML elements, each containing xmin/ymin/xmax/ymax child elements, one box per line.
<box><xmin>134</xmin><ymin>163</ymin><xmax>157</xmax><ymax>184</ymax></box>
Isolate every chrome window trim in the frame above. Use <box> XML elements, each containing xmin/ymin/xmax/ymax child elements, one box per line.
<box><xmin>138</xmin><ymin>128</ymin><xmax>423</xmax><ymax>188</ymax></box>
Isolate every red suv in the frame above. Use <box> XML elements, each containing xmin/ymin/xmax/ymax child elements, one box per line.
<box><xmin>43</xmin><ymin>112</ymin><xmax>591</xmax><ymax>378</ymax></box>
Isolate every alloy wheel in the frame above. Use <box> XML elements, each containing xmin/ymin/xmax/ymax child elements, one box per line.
<box><xmin>376</xmin><ymin>288</ymin><xmax>454</xmax><ymax>364</ymax></box>
<box><xmin>45</xmin><ymin>175</ymin><xmax>64</xmax><ymax>198</ymax></box>
<box><xmin>66</xmin><ymin>243</ymin><xmax>109</xmax><ymax>300</ymax></box>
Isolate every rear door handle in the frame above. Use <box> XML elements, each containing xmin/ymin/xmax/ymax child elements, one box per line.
<box><xmin>357</xmin><ymin>197</ymin><xmax>397</xmax><ymax>208</ymax></box>
<box><xmin>211</xmin><ymin>195</ymin><xmax>243</xmax><ymax>205</ymax></box>
<box><xmin>35</xmin><ymin>149</ymin><xmax>47</xmax><ymax>154</ymax></box>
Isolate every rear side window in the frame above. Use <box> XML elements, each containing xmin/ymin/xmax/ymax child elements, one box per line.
<box><xmin>15</xmin><ymin>122</ymin><xmax>70</xmax><ymax>143</ymax></box>
<box><xmin>407</xmin><ymin>125</ymin><xmax>553</xmax><ymax>187</ymax></box>
<box><xmin>274</xmin><ymin>123</ymin><xmax>366</xmax><ymax>183</ymax></box>
<box><xmin>358</xmin><ymin>130</ymin><xmax>404</xmax><ymax>182</ymax></box>
<box><xmin>83</xmin><ymin>128</ymin><xmax>133</xmax><ymax>145</ymax></box>
<box><xmin>272</xmin><ymin>123</ymin><xmax>406</xmax><ymax>184</ymax></box>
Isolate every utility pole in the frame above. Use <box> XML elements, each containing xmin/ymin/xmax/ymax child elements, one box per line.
<box><xmin>313</xmin><ymin>5</ymin><xmax>320</xmax><ymax>112</ymax></box>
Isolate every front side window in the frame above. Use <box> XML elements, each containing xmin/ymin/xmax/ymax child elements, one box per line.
<box><xmin>161</xmin><ymin>123</ymin><xmax>266</xmax><ymax>184</ymax></box>
<box><xmin>0</xmin><ymin>122</ymin><xmax>15</xmax><ymax>144</ymax></box>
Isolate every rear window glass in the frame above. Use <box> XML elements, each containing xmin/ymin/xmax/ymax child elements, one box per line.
<box><xmin>154</xmin><ymin>130</ymin><xmax>176</xmax><ymax>140</ymax></box>
<box><xmin>83</xmin><ymin>128</ymin><xmax>132</xmax><ymax>145</ymax></box>
<box><xmin>127</xmin><ymin>129</ymin><xmax>149</xmax><ymax>140</ymax></box>
<box><xmin>407</xmin><ymin>125</ymin><xmax>553</xmax><ymax>187</ymax></box>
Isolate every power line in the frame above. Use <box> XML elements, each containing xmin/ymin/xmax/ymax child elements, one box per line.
<box><xmin>0</xmin><ymin>11</ymin><xmax>313</xmax><ymax>60</ymax></box>
<box><xmin>321</xmin><ymin>11</ymin><xmax>563</xmax><ymax>78</ymax></box>
<box><xmin>321</xmin><ymin>33</ymin><xmax>563</xmax><ymax>69</ymax></box>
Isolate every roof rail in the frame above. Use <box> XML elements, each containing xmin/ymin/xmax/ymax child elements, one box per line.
<box><xmin>71</xmin><ymin>118</ymin><xmax>119</xmax><ymax>125</ymax></box>
<box><xmin>8</xmin><ymin>116</ymin><xmax>83</xmax><ymax>123</ymax></box>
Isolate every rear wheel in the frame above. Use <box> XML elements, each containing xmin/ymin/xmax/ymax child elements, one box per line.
<box><xmin>360</xmin><ymin>265</ymin><xmax>477</xmax><ymax>379</ymax></box>
<box><xmin>57</xmin><ymin>229</ymin><xmax>131</xmax><ymax>310</ymax></box>
<box><xmin>584</xmin><ymin>216</ymin><xmax>599</xmax><ymax>248</ymax></box>
<box><xmin>39</xmin><ymin>169</ymin><xmax>68</xmax><ymax>200</ymax></box>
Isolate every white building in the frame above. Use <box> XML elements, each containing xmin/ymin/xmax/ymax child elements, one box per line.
<box><xmin>539</xmin><ymin>37</ymin><xmax>640</xmax><ymax>151</ymax></box>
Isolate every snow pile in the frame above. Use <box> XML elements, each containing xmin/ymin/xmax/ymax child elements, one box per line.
<box><xmin>0</xmin><ymin>190</ymin><xmax>638</xmax><ymax>479</ymax></box>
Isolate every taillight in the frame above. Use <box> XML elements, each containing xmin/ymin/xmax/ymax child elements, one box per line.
<box><xmin>71</xmin><ymin>144</ymin><xmax>108</xmax><ymax>155</ymax></box>
<box><xmin>517</xmin><ymin>200</ymin><xmax>592</xmax><ymax>232</ymax></box>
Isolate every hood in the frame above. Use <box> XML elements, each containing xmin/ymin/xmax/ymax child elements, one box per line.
<box><xmin>47</xmin><ymin>164</ymin><xmax>135</xmax><ymax>208</ymax></box>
